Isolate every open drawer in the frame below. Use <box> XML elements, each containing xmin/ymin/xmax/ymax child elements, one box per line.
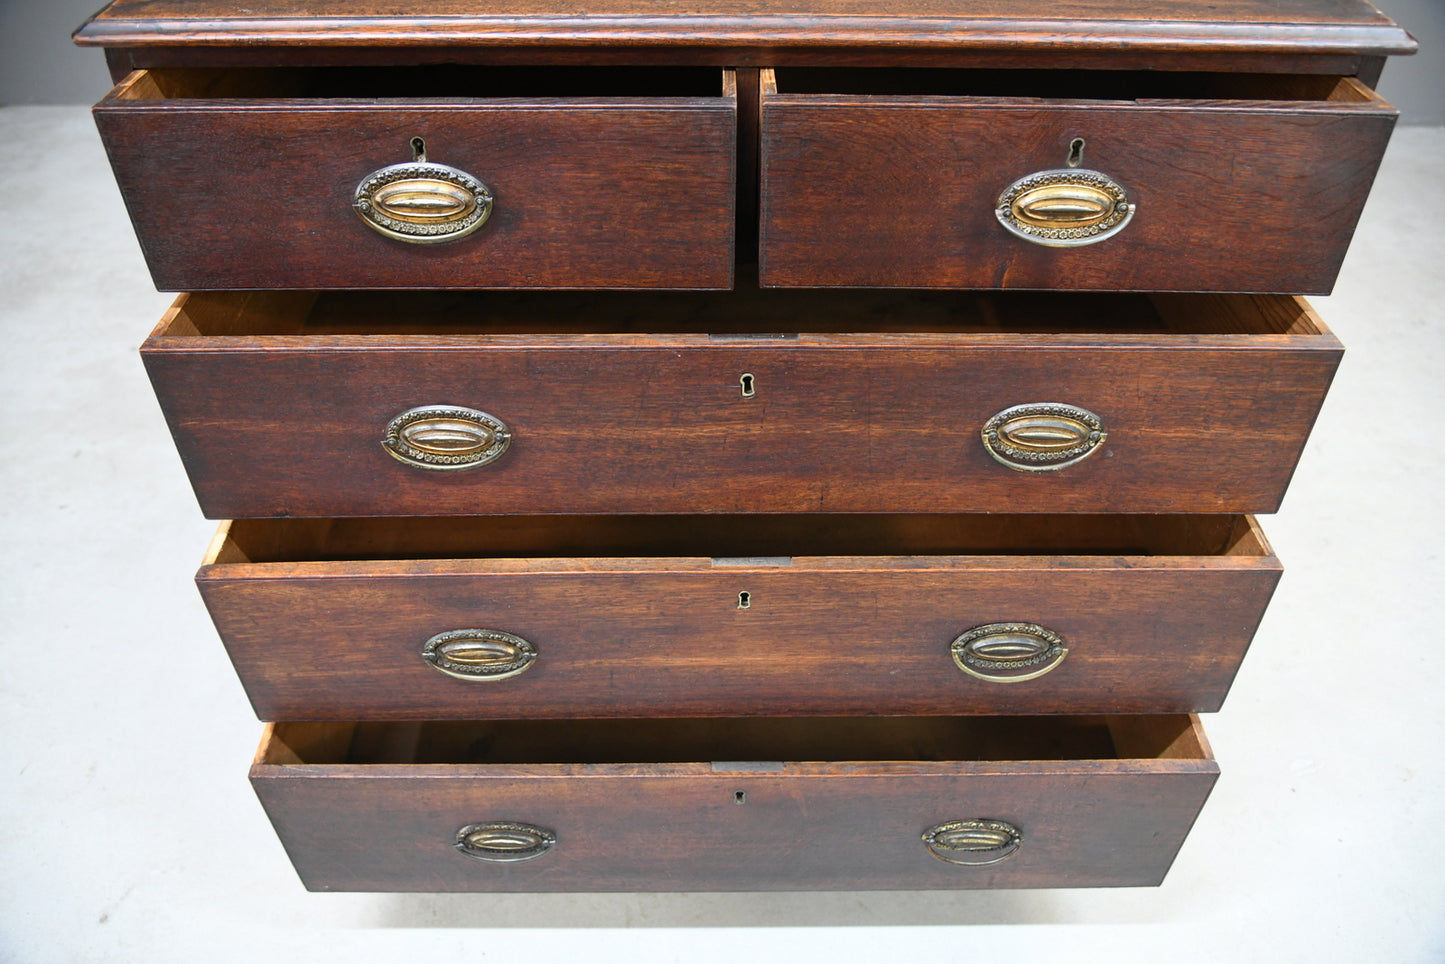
<box><xmin>759</xmin><ymin>68</ymin><xmax>1397</xmax><ymax>293</ymax></box>
<box><xmin>93</xmin><ymin>67</ymin><xmax>737</xmax><ymax>290</ymax></box>
<box><xmin>251</xmin><ymin>714</ymin><xmax>1218</xmax><ymax>891</ymax></box>
<box><xmin>199</xmin><ymin>513</ymin><xmax>1279</xmax><ymax>720</ymax></box>
<box><xmin>143</xmin><ymin>287</ymin><xmax>1340</xmax><ymax>517</ymax></box>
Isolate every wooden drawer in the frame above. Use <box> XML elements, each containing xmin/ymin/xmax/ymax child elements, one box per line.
<box><xmin>759</xmin><ymin>69</ymin><xmax>1397</xmax><ymax>293</ymax></box>
<box><xmin>251</xmin><ymin>714</ymin><xmax>1218</xmax><ymax>891</ymax></box>
<box><xmin>93</xmin><ymin>67</ymin><xmax>736</xmax><ymax>290</ymax></box>
<box><xmin>200</xmin><ymin>514</ymin><xmax>1278</xmax><ymax>720</ymax></box>
<box><xmin>143</xmin><ymin>287</ymin><xmax>1340</xmax><ymax>518</ymax></box>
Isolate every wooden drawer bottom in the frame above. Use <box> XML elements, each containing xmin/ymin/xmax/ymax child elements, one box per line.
<box><xmin>252</xmin><ymin>714</ymin><xmax>1217</xmax><ymax>892</ymax></box>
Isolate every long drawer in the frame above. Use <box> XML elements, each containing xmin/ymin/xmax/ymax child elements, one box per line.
<box><xmin>252</xmin><ymin>714</ymin><xmax>1218</xmax><ymax>891</ymax></box>
<box><xmin>143</xmin><ymin>287</ymin><xmax>1340</xmax><ymax>517</ymax></box>
<box><xmin>93</xmin><ymin>67</ymin><xmax>737</xmax><ymax>290</ymax></box>
<box><xmin>760</xmin><ymin>68</ymin><xmax>1397</xmax><ymax>293</ymax></box>
<box><xmin>200</xmin><ymin>514</ymin><xmax>1278</xmax><ymax>719</ymax></box>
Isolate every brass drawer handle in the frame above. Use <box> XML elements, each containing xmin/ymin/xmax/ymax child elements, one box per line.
<box><xmin>981</xmin><ymin>402</ymin><xmax>1106</xmax><ymax>472</ymax></box>
<box><xmin>923</xmin><ymin>819</ymin><xmax>1022</xmax><ymax>866</ymax></box>
<box><xmin>382</xmin><ymin>404</ymin><xmax>512</xmax><ymax>470</ymax></box>
<box><xmin>422</xmin><ymin>629</ymin><xmax>537</xmax><ymax>681</ymax></box>
<box><xmin>951</xmin><ymin>623</ymin><xmax>1068</xmax><ymax>683</ymax></box>
<box><xmin>454</xmin><ymin>822</ymin><xmax>556</xmax><ymax>863</ymax></box>
<box><xmin>996</xmin><ymin>141</ymin><xmax>1133</xmax><ymax>247</ymax></box>
<box><xmin>354</xmin><ymin>137</ymin><xmax>494</xmax><ymax>244</ymax></box>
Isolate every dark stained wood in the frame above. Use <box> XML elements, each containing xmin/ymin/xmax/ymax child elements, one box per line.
<box><xmin>759</xmin><ymin>71</ymin><xmax>1397</xmax><ymax>294</ymax></box>
<box><xmin>212</xmin><ymin>511</ymin><xmax>1267</xmax><ymax>559</ymax></box>
<box><xmin>199</xmin><ymin>513</ymin><xmax>1279</xmax><ymax>720</ymax></box>
<box><xmin>337</xmin><ymin>716</ymin><xmax>1122</xmax><ymax>763</ymax></box>
<box><xmin>78</xmin><ymin>0</ymin><xmax>1414</xmax><ymax>897</ymax></box>
<box><xmin>101</xmin><ymin>44</ymin><xmax>1384</xmax><ymax>78</ymax></box>
<box><xmin>93</xmin><ymin>68</ymin><xmax>736</xmax><ymax>290</ymax></box>
<box><xmin>141</xmin><ymin>288</ymin><xmax>1341</xmax><ymax>518</ymax></box>
<box><xmin>75</xmin><ymin>0</ymin><xmax>1417</xmax><ymax>60</ymax></box>
<box><xmin>1355</xmin><ymin>54</ymin><xmax>1388</xmax><ymax>87</ymax></box>
<box><xmin>735</xmin><ymin>67</ymin><xmax>761</xmax><ymax>264</ymax></box>
<box><xmin>249</xmin><ymin>715</ymin><xmax>1218</xmax><ymax>891</ymax></box>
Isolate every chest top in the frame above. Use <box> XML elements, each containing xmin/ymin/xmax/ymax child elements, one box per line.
<box><xmin>75</xmin><ymin>0</ymin><xmax>1415</xmax><ymax>63</ymax></box>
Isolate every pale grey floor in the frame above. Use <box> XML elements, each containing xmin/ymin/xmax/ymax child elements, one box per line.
<box><xmin>1</xmin><ymin>107</ymin><xmax>1441</xmax><ymax>963</ymax></box>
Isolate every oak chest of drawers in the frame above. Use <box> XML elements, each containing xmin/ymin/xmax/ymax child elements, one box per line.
<box><xmin>78</xmin><ymin>0</ymin><xmax>1414</xmax><ymax>892</ymax></box>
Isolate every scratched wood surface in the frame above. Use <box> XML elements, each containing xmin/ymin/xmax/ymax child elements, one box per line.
<box><xmin>759</xmin><ymin>72</ymin><xmax>1397</xmax><ymax>294</ymax></box>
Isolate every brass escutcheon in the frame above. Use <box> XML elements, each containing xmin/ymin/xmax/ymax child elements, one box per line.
<box><xmin>354</xmin><ymin>138</ymin><xmax>494</xmax><ymax>244</ymax></box>
<box><xmin>454</xmin><ymin>821</ymin><xmax>556</xmax><ymax>863</ymax></box>
<box><xmin>951</xmin><ymin>622</ymin><xmax>1068</xmax><ymax>683</ymax></box>
<box><xmin>923</xmin><ymin>819</ymin><xmax>1023</xmax><ymax>866</ymax></box>
<box><xmin>382</xmin><ymin>405</ymin><xmax>512</xmax><ymax>470</ymax></box>
<box><xmin>996</xmin><ymin>168</ymin><xmax>1133</xmax><ymax>247</ymax></box>
<box><xmin>981</xmin><ymin>402</ymin><xmax>1106</xmax><ymax>472</ymax></box>
<box><xmin>421</xmin><ymin>629</ymin><xmax>537</xmax><ymax>681</ymax></box>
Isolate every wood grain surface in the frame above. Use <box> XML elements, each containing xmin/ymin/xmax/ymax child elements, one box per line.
<box><xmin>99</xmin><ymin>45</ymin><xmax>1387</xmax><ymax>79</ymax></box>
<box><xmin>142</xmin><ymin>289</ymin><xmax>1341</xmax><ymax>518</ymax></box>
<box><xmin>72</xmin><ymin>0</ymin><xmax>1414</xmax><ymax>902</ymax></box>
<box><xmin>94</xmin><ymin>68</ymin><xmax>736</xmax><ymax>290</ymax></box>
<box><xmin>199</xmin><ymin>514</ymin><xmax>1279</xmax><ymax>720</ymax></box>
<box><xmin>249</xmin><ymin>715</ymin><xmax>1217</xmax><ymax>891</ymax></box>
<box><xmin>75</xmin><ymin>0</ymin><xmax>1416</xmax><ymax>60</ymax></box>
<box><xmin>760</xmin><ymin>72</ymin><xmax>1397</xmax><ymax>293</ymax></box>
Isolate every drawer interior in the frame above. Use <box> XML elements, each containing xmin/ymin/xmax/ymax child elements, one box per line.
<box><xmin>769</xmin><ymin>68</ymin><xmax>1375</xmax><ymax>104</ymax></box>
<box><xmin>113</xmin><ymin>65</ymin><xmax>729</xmax><ymax>100</ymax></box>
<box><xmin>261</xmin><ymin>715</ymin><xmax>1208</xmax><ymax>766</ymax></box>
<box><xmin>213</xmin><ymin>514</ymin><xmax>1267</xmax><ymax>563</ymax></box>
<box><xmin>157</xmin><ymin>288</ymin><xmax>1324</xmax><ymax>337</ymax></box>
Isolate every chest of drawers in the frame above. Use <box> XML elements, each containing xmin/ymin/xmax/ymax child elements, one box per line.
<box><xmin>77</xmin><ymin>0</ymin><xmax>1414</xmax><ymax>892</ymax></box>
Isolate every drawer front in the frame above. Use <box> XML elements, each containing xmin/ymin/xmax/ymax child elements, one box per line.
<box><xmin>94</xmin><ymin>69</ymin><xmax>736</xmax><ymax>290</ymax></box>
<box><xmin>251</xmin><ymin>717</ymin><xmax>1217</xmax><ymax>891</ymax></box>
<box><xmin>759</xmin><ymin>72</ymin><xmax>1396</xmax><ymax>293</ymax></box>
<box><xmin>199</xmin><ymin>515</ymin><xmax>1278</xmax><ymax>720</ymax></box>
<box><xmin>144</xmin><ymin>292</ymin><xmax>1340</xmax><ymax>518</ymax></box>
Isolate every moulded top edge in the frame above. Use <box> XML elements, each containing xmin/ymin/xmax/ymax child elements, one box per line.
<box><xmin>74</xmin><ymin>1</ymin><xmax>1418</xmax><ymax>57</ymax></box>
<box><xmin>250</xmin><ymin>759</ymin><xmax>1221</xmax><ymax>777</ymax></box>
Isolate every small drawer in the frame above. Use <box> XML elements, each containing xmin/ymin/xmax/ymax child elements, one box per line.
<box><xmin>93</xmin><ymin>67</ymin><xmax>736</xmax><ymax>289</ymax></box>
<box><xmin>199</xmin><ymin>514</ymin><xmax>1279</xmax><ymax>720</ymax></box>
<box><xmin>251</xmin><ymin>714</ymin><xmax>1218</xmax><ymax>891</ymax></box>
<box><xmin>143</xmin><ymin>287</ymin><xmax>1340</xmax><ymax>518</ymax></box>
<box><xmin>759</xmin><ymin>68</ymin><xmax>1397</xmax><ymax>293</ymax></box>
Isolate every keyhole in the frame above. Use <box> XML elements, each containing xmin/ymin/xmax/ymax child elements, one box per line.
<box><xmin>1066</xmin><ymin>137</ymin><xmax>1086</xmax><ymax>168</ymax></box>
<box><xmin>739</xmin><ymin>373</ymin><xmax>756</xmax><ymax>398</ymax></box>
<box><xmin>737</xmin><ymin>591</ymin><xmax>751</xmax><ymax>609</ymax></box>
<box><xmin>411</xmin><ymin>136</ymin><xmax>427</xmax><ymax>162</ymax></box>
<box><xmin>734</xmin><ymin>790</ymin><xmax>747</xmax><ymax>805</ymax></box>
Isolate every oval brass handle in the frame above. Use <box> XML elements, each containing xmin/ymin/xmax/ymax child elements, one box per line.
<box><xmin>981</xmin><ymin>402</ymin><xmax>1106</xmax><ymax>472</ymax></box>
<box><xmin>454</xmin><ymin>822</ymin><xmax>556</xmax><ymax>863</ymax></box>
<box><xmin>382</xmin><ymin>405</ymin><xmax>512</xmax><ymax>470</ymax></box>
<box><xmin>951</xmin><ymin>622</ymin><xmax>1068</xmax><ymax>683</ymax></box>
<box><xmin>923</xmin><ymin>819</ymin><xmax>1022</xmax><ymax>866</ymax></box>
<box><xmin>354</xmin><ymin>140</ymin><xmax>494</xmax><ymax>244</ymax></box>
<box><xmin>996</xmin><ymin>168</ymin><xmax>1133</xmax><ymax>246</ymax></box>
<box><xmin>422</xmin><ymin>629</ymin><xmax>537</xmax><ymax>681</ymax></box>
